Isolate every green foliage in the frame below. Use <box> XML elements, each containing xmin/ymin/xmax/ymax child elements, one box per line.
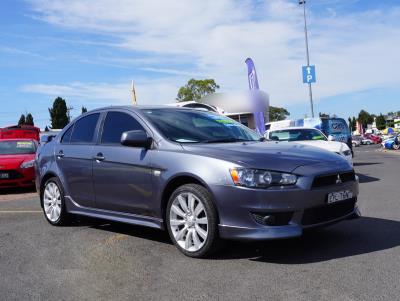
<box><xmin>357</xmin><ymin>110</ymin><xmax>374</xmax><ymax>129</ymax></box>
<box><xmin>25</xmin><ymin>113</ymin><xmax>34</xmax><ymax>126</ymax></box>
<box><xmin>49</xmin><ymin>97</ymin><xmax>69</xmax><ymax>129</ymax></box>
<box><xmin>375</xmin><ymin>114</ymin><xmax>386</xmax><ymax>130</ymax></box>
<box><xmin>176</xmin><ymin>79</ymin><xmax>220</xmax><ymax>102</ymax></box>
<box><xmin>81</xmin><ymin>106</ymin><xmax>88</xmax><ymax>114</ymax></box>
<box><xmin>18</xmin><ymin>114</ymin><xmax>26</xmax><ymax>126</ymax></box>
<box><xmin>269</xmin><ymin>106</ymin><xmax>290</xmax><ymax>121</ymax></box>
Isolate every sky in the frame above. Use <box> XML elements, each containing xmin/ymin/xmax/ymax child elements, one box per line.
<box><xmin>0</xmin><ymin>0</ymin><xmax>399</xmax><ymax>129</ymax></box>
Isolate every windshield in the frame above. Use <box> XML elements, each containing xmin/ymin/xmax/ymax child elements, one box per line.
<box><xmin>141</xmin><ymin>109</ymin><xmax>261</xmax><ymax>143</ymax></box>
<box><xmin>269</xmin><ymin>129</ymin><xmax>327</xmax><ymax>142</ymax></box>
<box><xmin>0</xmin><ymin>140</ymin><xmax>36</xmax><ymax>155</ymax></box>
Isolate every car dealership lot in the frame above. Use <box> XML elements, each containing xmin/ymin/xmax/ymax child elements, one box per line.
<box><xmin>0</xmin><ymin>145</ymin><xmax>399</xmax><ymax>301</ymax></box>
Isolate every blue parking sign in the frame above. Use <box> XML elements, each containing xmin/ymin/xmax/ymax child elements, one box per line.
<box><xmin>302</xmin><ymin>65</ymin><xmax>316</xmax><ymax>83</ymax></box>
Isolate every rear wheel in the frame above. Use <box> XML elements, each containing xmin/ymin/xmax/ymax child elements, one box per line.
<box><xmin>42</xmin><ymin>177</ymin><xmax>71</xmax><ymax>226</ymax></box>
<box><xmin>166</xmin><ymin>184</ymin><xmax>220</xmax><ymax>258</ymax></box>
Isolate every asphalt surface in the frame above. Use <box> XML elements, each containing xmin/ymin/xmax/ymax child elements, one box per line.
<box><xmin>0</xmin><ymin>145</ymin><xmax>399</xmax><ymax>301</ymax></box>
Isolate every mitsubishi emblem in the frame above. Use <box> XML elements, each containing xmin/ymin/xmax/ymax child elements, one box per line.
<box><xmin>336</xmin><ymin>174</ymin><xmax>342</xmax><ymax>184</ymax></box>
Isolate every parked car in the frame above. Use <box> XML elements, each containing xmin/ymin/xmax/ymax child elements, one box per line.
<box><xmin>36</xmin><ymin>106</ymin><xmax>360</xmax><ymax>258</ymax></box>
<box><xmin>265</xmin><ymin>127</ymin><xmax>353</xmax><ymax>165</ymax></box>
<box><xmin>361</xmin><ymin>137</ymin><xmax>373</xmax><ymax>145</ymax></box>
<box><xmin>364</xmin><ymin>134</ymin><xmax>382</xmax><ymax>144</ymax></box>
<box><xmin>351</xmin><ymin>136</ymin><xmax>362</xmax><ymax>147</ymax></box>
<box><xmin>0</xmin><ymin>139</ymin><xmax>37</xmax><ymax>188</ymax></box>
<box><xmin>0</xmin><ymin>125</ymin><xmax>40</xmax><ymax>141</ymax></box>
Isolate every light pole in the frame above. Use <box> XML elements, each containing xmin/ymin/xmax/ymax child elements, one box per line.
<box><xmin>299</xmin><ymin>0</ymin><xmax>314</xmax><ymax>118</ymax></box>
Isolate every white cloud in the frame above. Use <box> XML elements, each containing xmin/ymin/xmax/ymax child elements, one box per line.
<box><xmin>25</xmin><ymin>0</ymin><xmax>400</xmax><ymax>108</ymax></box>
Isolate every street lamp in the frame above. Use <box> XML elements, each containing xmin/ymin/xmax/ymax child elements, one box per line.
<box><xmin>299</xmin><ymin>0</ymin><xmax>314</xmax><ymax>118</ymax></box>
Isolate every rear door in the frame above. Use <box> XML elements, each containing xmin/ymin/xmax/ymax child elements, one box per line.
<box><xmin>55</xmin><ymin>113</ymin><xmax>100</xmax><ymax>208</ymax></box>
<box><xmin>92</xmin><ymin>110</ymin><xmax>153</xmax><ymax>216</ymax></box>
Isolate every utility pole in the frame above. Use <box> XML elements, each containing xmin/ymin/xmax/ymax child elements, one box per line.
<box><xmin>67</xmin><ymin>106</ymin><xmax>74</xmax><ymax>122</ymax></box>
<box><xmin>299</xmin><ymin>0</ymin><xmax>314</xmax><ymax>118</ymax></box>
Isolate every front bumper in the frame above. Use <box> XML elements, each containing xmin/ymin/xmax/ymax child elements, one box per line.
<box><xmin>0</xmin><ymin>167</ymin><xmax>35</xmax><ymax>188</ymax></box>
<box><xmin>210</xmin><ymin>177</ymin><xmax>359</xmax><ymax>241</ymax></box>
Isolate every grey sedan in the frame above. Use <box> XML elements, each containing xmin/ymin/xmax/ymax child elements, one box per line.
<box><xmin>35</xmin><ymin>106</ymin><xmax>360</xmax><ymax>257</ymax></box>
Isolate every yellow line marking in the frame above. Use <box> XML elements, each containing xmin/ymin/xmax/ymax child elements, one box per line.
<box><xmin>0</xmin><ymin>210</ymin><xmax>42</xmax><ymax>213</ymax></box>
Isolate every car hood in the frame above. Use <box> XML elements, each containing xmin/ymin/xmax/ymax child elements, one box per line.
<box><xmin>181</xmin><ymin>141</ymin><xmax>345</xmax><ymax>173</ymax></box>
<box><xmin>285</xmin><ymin>140</ymin><xmax>349</xmax><ymax>153</ymax></box>
<box><xmin>0</xmin><ymin>154</ymin><xmax>35</xmax><ymax>169</ymax></box>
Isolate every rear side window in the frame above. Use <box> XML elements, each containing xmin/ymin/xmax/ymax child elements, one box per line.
<box><xmin>101</xmin><ymin>112</ymin><xmax>145</xmax><ymax>144</ymax></box>
<box><xmin>70</xmin><ymin>113</ymin><xmax>100</xmax><ymax>144</ymax></box>
<box><xmin>61</xmin><ymin>126</ymin><xmax>73</xmax><ymax>144</ymax></box>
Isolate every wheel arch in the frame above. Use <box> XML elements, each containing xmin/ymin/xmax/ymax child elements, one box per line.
<box><xmin>160</xmin><ymin>174</ymin><xmax>219</xmax><ymax>226</ymax></box>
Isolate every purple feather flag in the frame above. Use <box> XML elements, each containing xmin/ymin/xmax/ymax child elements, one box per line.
<box><xmin>245</xmin><ymin>58</ymin><xmax>265</xmax><ymax>135</ymax></box>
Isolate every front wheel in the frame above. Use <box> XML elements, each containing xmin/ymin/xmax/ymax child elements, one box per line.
<box><xmin>42</xmin><ymin>177</ymin><xmax>71</xmax><ymax>226</ymax></box>
<box><xmin>166</xmin><ymin>184</ymin><xmax>221</xmax><ymax>258</ymax></box>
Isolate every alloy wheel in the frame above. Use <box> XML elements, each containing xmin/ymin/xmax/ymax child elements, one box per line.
<box><xmin>169</xmin><ymin>192</ymin><xmax>208</xmax><ymax>252</ymax></box>
<box><xmin>43</xmin><ymin>182</ymin><xmax>62</xmax><ymax>222</ymax></box>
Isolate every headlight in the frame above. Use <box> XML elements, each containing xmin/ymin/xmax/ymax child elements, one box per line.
<box><xmin>230</xmin><ymin>168</ymin><xmax>297</xmax><ymax>188</ymax></box>
<box><xmin>20</xmin><ymin>160</ymin><xmax>35</xmax><ymax>169</ymax></box>
<box><xmin>342</xmin><ymin>150</ymin><xmax>352</xmax><ymax>156</ymax></box>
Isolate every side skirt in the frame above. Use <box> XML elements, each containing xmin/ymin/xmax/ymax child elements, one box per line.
<box><xmin>65</xmin><ymin>196</ymin><xmax>164</xmax><ymax>230</ymax></box>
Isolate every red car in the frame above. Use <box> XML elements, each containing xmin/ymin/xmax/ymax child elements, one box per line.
<box><xmin>364</xmin><ymin>134</ymin><xmax>382</xmax><ymax>144</ymax></box>
<box><xmin>0</xmin><ymin>125</ymin><xmax>40</xmax><ymax>141</ymax></box>
<box><xmin>0</xmin><ymin>139</ymin><xmax>37</xmax><ymax>188</ymax></box>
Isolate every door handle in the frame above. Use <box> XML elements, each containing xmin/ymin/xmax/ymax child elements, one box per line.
<box><xmin>57</xmin><ymin>151</ymin><xmax>65</xmax><ymax>159</ymax></box>
<box><xmin>93</xmin><ymin>153</ymin><xmax>105</xmax><ymax>161</ymax></box>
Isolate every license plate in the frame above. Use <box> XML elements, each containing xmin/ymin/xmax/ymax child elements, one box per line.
<box><xmin>327</xmin><ymin>190</ymin><xmax>353</xmax><ymax>204</ymax></box>
<box><xmin>0</xmin><ymin>172</ymin><xmax>9</xmax><ymax>179</ymax></box>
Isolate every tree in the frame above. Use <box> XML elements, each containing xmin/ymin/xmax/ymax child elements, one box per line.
<box><xmin>176</xmin><ymin>79</ymin><xmax>220</xmax><ymax>102</ymax></box>
<box><xmin>357</xmin><ymin>110</ymin><xmax>373</xmax><ymax>129</ymax></box>
<box><xmin>49</xmin><ymin>97</ymin><xmax>69</xmax><ymax>129</ymax></box>
<box><xmin>18</xmin><ymin>114</ymin><xmax>26</xmax><ymax>126</ymax></box>
<box><xmin>44</xmin><ymin>126</ymin><xmax>50</xmax><ymax>132</ymax></box>
<box><xmin>81</xmin><ymin>106</ymin><xmax>88</xmax><ymax>114</ymax></box>
<box><xmin>25</xmin><ymin>113</ymin><xmax>34</xmax><ymax>126</ymax></box>
<box><xmin>269</xmin><ymin>106</ymin><xmax>290</xmax><ymax>121</ymax></box>
<box><xmin>375</xmin><ymin>114</ymin><xmax>386</xmax><ymax>130</ymax></box>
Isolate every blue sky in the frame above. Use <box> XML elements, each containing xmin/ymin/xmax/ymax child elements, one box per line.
<box><xmin>0</xmin><ymin>0</ymin><xmax>399</xmax><ymax>128</ymax></box>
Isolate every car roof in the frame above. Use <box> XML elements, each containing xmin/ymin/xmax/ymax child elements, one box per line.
<box><xmin>88</xmin><ymin>105</ymin><xmax>204</xmax><ymax>113</ymax></box>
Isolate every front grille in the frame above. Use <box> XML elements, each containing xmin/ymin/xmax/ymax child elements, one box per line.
<box><xmin>0</xmin><ymin>170</ymin><xmax>23</xmax><ymax>180</ymax></box>
<box><xmin>312</xmin><ymin>171</ymin><xmax>355</xmax><ymax>188</ymax></box>
<box><xmin>301</xmin><ymin>198</ymin><xmax>356</xmax><ymax>226</ymax></box>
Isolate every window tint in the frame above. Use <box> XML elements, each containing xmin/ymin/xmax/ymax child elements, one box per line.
<box><xmin>101</xmin><ymin>112</ymin><xmax>145</xmax><ymax>144</ymax></box>
<box><xmin>70</xmin><ymin>113</ymin><xmax>100</xmax><ymax>144</ymax></box>
<box><xmin>61</xmin><ymin>126</ymin><xmax>73</xmax><ymax>144</ymax></box>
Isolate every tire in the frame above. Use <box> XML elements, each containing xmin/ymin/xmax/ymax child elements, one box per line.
<box><xmin>166</xmin><ymin>184</ymin><xmax>221</xmax><ymax>258</ymax></box>
<box><xmin>41</xmin><ymin>177</ymin><xmax>71</xmax><ymax>226</ymax></box>
<box><xmin>393</xmin><ymin>144</ymin><xmax>399</xmax><ymax>150</ymax></box>
<box><xmin>367</xmin><ymin>141</ymin><xmax>371</xmax><ymax>145</ymax></box>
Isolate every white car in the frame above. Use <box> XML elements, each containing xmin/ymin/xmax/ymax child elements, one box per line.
<box><xmin>265</xmin><ymin>127</ymin><xmax>353</xmax><ymax>165</ymax></box>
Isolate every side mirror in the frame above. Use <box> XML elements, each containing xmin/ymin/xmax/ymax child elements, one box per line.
<box><xmin>121</xmin><ymin>130</ymin><xmax>153</xmax><ymax>149</ymax></box>
<box><xmin>328</xmin><ymin>135</ymin><xmax>335</xmax><ymax>141</ymax></box>
<box><xmin>40</xmin><ymin>135</ymin><xmax>55</xmax><ymax>144</ymax></box>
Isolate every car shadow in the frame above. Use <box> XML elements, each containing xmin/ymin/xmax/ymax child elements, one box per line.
<box><xmin>215</xmin><ymin>217</ymin><xmax>400</xmax><ymax>263</ymax></box>
<box><xmin>357</xmin><ymin>173</ymin><xmax>380</xmax><ymax>183</ymax></box>
<box><xmin>71</xmin><ymin>216</ymin><xmax>400</xmax><ymax>263</ymax></box>
<box><xmin>70</xmin><ymin>216</ymin><xmax>172</xmax><ymax>245</ymax></box>
<box><xmin>353</xmin><ymin>162</ymin><xmax>381</xmax><ymax>166</ymax></box>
